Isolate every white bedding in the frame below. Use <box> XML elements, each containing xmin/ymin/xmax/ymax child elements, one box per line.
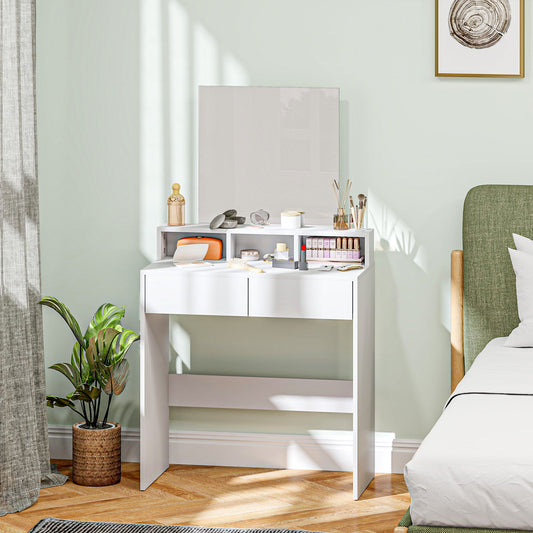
<box><xmin>405</xmin><ymin>337</ymin><xmax>533</xmax><ymax>529</ymax></box>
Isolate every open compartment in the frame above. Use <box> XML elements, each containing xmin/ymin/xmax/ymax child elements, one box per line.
<box><xmin>302</xmin><ymin>234</ymin><xmax>366</xmax><ymax>264</ymax></box>
<box><xmin>229</xmin><ymin>233</ymin><xmax>295</xmax><ymax>261</ymax></box>
<box><xmin>159</xmin><ymin>227</ymin><xmax>228</xmax><ymax>260</ymax></box>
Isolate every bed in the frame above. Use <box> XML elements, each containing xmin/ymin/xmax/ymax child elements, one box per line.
<box><xmin>396</xmin><ymin>185</ymin><xmax>533</xmax><ymax>532</ymax></box>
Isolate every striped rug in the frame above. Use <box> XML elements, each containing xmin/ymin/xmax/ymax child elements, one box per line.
<box><xmin>29</xmin><ymin>519</ymin><xmax>321</xmax><ymax>533</ymax></box>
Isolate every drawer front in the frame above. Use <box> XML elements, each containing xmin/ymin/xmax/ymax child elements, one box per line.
<box><xmin>249</xmin><ymin>277</ymin><xmax>352</xmax><ymax>320</ymax></box>
<box><xmin>145</xmin><ymin>274</ymin><xmax>248</xmax><ymax>316</ymax></box>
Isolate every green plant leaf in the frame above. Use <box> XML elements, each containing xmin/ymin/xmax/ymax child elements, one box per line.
<box><xmin>96</xmin><ymin>328</ymin><xmax>120</xmax><ymax>364</ymax></box>
<box><xmin>87</xmin><ymin>385</ymin><xmax>101</xmax><ymax>400</ymax></box>
<box><xmin>111</xmin><ymin>329</ymin><xmax>140</xmax><ymax>365</ymax></box>
<box><xmin>71</xmin><ymin>384</ymin><xmax>101</xmax><ymax>402</ymax></box>
<box><xmin>109</xmin><ymin>359</ymin><xmax>129</xmax><ymax>395</ymax></box>
<box><xmin>49</xmin><ymin>363</ymin><xmax>81</xmax><ymax>388</ymax></box>
<box><xmin>86</xmin><ymin>336</ymin><xmax>96</xmax><ymax>372</ymax></box>
<box><xmin>84</xmin><ymin>304</ymin><xmax>125</xmax><ymax>342</ymax></box>
<box><xmin>97</xmin><ymin>361</ymin><xmax>111</xmax><ymax>394</ymax></box>
<box><xmin>40</xmin><ymin>296</ymin><xmax>84</xmax><ymax>347</ymax></box>
<box><xmin>71</xmin><ymin>341</ymin><xmax>82</xmax><ymax>370</ymax></box>
<box><xmin>97</xmin><ymin>359</ymin><xmax>129</xmax><ymax>395</ymax></box>
<box><xmin>71</xmin><ymin>342</ymin><xmax>90</xmax><ymax>383</ymax></box>
<box><xmin>46</xmin><ymin>395</ymin><xmax>75</xmax><ymax>409</ymax></box>
<box><xmin>70</xmin><ymin>390</ymin><xmax>92</xmax><ymax>402</ymax></box>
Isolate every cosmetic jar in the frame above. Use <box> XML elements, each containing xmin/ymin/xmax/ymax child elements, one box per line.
<box><xmin>240</xmin><ymin>249</ymin><xmax>260</xmax><ymax>261</ymax></box>
<box><xmin>281</xmin><ymin>210</ymin><xmax>303</xmax><ymax>229</ymax></box>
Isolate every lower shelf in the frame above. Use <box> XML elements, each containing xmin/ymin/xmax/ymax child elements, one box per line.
<box><xmin>168</xmin><ymin>374</ymin><xmax>353</xmax><ymax>413</ymax></box>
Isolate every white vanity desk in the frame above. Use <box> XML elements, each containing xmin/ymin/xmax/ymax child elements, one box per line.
<box><xmin>140</xmin><ymin>224</ymin><xmax>375</xmax><ymax>499</ymax></box>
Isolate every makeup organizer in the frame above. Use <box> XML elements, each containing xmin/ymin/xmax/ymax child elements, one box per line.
<box><xmin>305</xmin><ymin>236</ymin><xmax>362</xmax><ymax>262</ymax></box>
<box><xmin>140</xmin><ymin>87</ymin><xmax>375</xmax><ymax>501</ymax></box>
<box><xmin>158</xmin><ymin>224</ymin><xmax>369</xmax><ymax>266</ymax></box>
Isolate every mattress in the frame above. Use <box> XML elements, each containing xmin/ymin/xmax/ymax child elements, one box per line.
<box><xmin>404</xmin><ymin>337</ymin><xmax>533</xmax><ymax>530</ymax></box>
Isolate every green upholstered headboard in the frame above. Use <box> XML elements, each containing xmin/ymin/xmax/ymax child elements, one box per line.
<box><xmin>463</xmin><ymin>185</ymin><xmax>533</xmax><ymax>371</ymax></box>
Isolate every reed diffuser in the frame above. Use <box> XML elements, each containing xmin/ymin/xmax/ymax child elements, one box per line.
<box><xmin>332</xmin><ymin>178</ymin><xmax>351</xmax><ymax>230</ymax></box>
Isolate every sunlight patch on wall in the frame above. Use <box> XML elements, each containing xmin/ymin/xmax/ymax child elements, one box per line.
<box><xmin>168</xmin><ymin>0</ymin><xmax>192</xmax><ymax>222</ymax></box>
<box><xmin>191</xmin><ymin>22</ymin><xmax>220</xmax><ymax>221</ymax></box>
<box><xmin>139</xmin><ymin>0</ymin><xmax>165</xmax><ymax>261</ymax></box>
<box><xmin>223</xmin><ymin>53</ymin><xmax>250</xmax><ymax>85</ymax></box>
<box><xmin>193</xmin><ymin>23</ymin><xmax>219</xmax><ymax>88</ymax></box>
<box><xmin>140</xmin><ymin>3</ymin><xmax>252</xmax><ymax>235</ymax></box>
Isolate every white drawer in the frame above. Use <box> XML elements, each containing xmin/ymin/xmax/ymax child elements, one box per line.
<box><xmin>249</xmin><ymin>277</ymin><xmax>352</xmax><ymax>320</ymax></box>
<box><xmin>144</xmin><ymin>273</ymin><xmax>248</xmax><ymax>316</ymax></box>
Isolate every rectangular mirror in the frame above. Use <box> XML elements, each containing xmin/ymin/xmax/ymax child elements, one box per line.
<box><xmin>199</xmin><ymin>86</ymin><xmax>339</xmax><ymax>225</ymax></box>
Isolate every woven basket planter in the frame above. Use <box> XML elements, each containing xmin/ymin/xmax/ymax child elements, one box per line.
<box><xmin>72</xmin><ymin>422</ymin><xmax>121</xmax><ymax>486</ymax></box>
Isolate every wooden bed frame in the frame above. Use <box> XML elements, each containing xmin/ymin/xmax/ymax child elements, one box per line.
<box><xmin>450</xmin><ymin>250</ymin><xmax>465</xmax><ymax>393</ymax></box>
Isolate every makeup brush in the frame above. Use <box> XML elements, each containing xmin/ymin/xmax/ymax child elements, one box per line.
<box><xmin>349</xmin><ymin>195</ymin><xmax>357</xmax><ymax>229</ymax></box>
<box><xmin>357</xmin><ymin>194</ymin><xmax>367</xmax><ymax>229</ymax></box>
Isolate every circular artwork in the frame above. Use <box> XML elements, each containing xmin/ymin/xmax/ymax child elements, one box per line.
<box><xmin>449</xmin><ymin>0</ymin><xmax>511</xmax><ymax>49</ymax></box>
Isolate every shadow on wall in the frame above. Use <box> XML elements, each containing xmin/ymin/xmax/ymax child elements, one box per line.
<box><xmin>369</xmin><ymin>190</ymin><xmax>450</xmax><ymax>438</ymax></box>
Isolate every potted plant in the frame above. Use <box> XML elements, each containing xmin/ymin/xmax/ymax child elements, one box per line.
<box><xmin>40</xmin><ymin>296</ymin><xmax>139</xmax><ymax>486</ymax></box>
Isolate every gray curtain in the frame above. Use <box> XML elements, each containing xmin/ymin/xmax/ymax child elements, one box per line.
<box><xmin>0</xmin><ymin>0</ymin><xmax>67</xmax><ymax>515</ymax></box>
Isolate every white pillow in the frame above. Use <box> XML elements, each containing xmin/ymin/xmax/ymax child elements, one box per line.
<box><xmin>513</xmin><ymin>233</ymin><xmax>533</xmax><ymax>255</ymax></box>
<box><xmin>505</xmin><ymin>247</ymin><xmax>533</xmax><ymax>347</ymax></box>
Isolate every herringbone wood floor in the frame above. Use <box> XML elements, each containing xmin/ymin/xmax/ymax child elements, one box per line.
<box><xmin>0</xmin><ymin>461</ymin><xmax>410</xmax><ymax>533</ymax></box>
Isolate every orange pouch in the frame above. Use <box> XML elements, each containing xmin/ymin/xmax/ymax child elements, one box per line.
<box><xmin>176</xmin><ymin>236</ymin><xmax>223</xmax><ymax>260</ymax></box>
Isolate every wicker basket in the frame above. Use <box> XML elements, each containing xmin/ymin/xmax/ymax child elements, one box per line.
<box><xmin>72</xmin><ymin>422</ymin><xmax>121</xmax><ymax>486</ymax></box>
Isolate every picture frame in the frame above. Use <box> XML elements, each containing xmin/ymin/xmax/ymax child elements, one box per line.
<box><xmin>435</xmin><ymin>0</ymin><xmax>524</xmax><ymax>78</ymax></box>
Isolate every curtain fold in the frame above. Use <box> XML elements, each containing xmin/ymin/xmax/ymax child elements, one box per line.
<box><xmin>0</xmin><ymin>0</ymin><xmax>67</xmax><ymax>516</ymax></box>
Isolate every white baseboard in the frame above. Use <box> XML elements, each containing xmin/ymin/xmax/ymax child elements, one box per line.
<box><xmin>48</xmin><ymin>425</ymin><xmax>420</xmax><ymax>475</ymax></box>
<box><xmin>391</xmin><ymin>438</ymin><xmax>422</xmax><ymax>474</ymax></box>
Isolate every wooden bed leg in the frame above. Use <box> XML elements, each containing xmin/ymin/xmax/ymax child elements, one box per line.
<box><xmin>394</xmin><ymin>527</ymin><xmax>408</xmax><ymax>533</ymax></box>
<box><xmin>451</xmin><ymin>250</ymin><xmax>464</xmax><ymax>393</ymax></box>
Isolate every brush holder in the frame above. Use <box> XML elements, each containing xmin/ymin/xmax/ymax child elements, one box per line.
<box><xmin>333</xmin><ymin>208</ymin><xmax>349</xmax><ymax>230</ymax></box>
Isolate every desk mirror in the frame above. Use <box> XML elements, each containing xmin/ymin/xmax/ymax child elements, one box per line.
<box><xmin>199</xmin><ymin>86</ymin><xmax>339</xmax><ymax>225</ymax></box>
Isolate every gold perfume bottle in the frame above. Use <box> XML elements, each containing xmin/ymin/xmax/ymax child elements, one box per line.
<box><xmin>167</xmin><ymin>183</ymin><xmax>185</xmax><ymax>226</ymax></box>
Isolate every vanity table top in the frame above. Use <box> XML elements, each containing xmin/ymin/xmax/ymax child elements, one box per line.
<box><xmin>158</xmin><ymin>224</ymin><xmax>373</xmax><ymax>238</ymax></box>
<box><xmin>142</xmin><ymin>258</ymin><xmax>369</xmax><ymax>281</ymax></box>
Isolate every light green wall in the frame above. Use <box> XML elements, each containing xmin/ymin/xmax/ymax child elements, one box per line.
<box><xmin>37</xmin><ymin>0</ymin><xmax>533</xmax><ymax>440</ymax></box>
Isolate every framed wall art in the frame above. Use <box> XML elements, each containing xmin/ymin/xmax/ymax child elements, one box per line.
<box><xmin>436</xmin><ymin>0</ymin><xmax>524</xmax><ymax>78</ymax></box>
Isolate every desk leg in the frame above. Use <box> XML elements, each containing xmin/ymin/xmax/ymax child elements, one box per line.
<box><xmin>353</xmin><ymin>267</ymin><xmax>375</xmax><ymax>499</ymax></box>
<box><xmin>140</xmin><ymin>309</ymin><xmax>169</xmax><ymax>490</ymax></box>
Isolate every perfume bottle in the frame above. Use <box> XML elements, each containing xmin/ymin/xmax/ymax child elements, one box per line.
<box><xmin>167</xmin><ymin>183</ymin><xmax>185</xmax><ymax>226</ymax></box>
<box><xmin>274</xmin><ymin>243</ymin><xmax>290</xmax><ymax>261</ymax></box>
